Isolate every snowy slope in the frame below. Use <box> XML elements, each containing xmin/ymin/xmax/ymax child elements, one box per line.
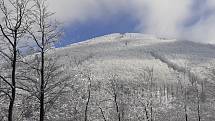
<box><xmin>51</xmin><ymin>33</ymin><xmax>215</xmax><ymax>84</ymax></box>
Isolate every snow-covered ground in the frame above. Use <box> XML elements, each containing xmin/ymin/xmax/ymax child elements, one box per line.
<box><xmin>51</xmin><ymin>33</ymin><xmax>215</xmax><ymax>85</ymax></box>
<box><xmin>3</xmin><ymin>33</ymin><xmax>213</xmax><ymax>121</ymax></box>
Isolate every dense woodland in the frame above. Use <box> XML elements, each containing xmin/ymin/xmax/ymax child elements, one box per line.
<box><xmin>1</xmin><ymin>0</ymin><xmax>215</xmax><ymax>121</ymax></box>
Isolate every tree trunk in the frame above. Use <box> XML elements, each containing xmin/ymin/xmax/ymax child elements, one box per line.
<box><xmin>150</xmin><ymin>106</ymin><xmax>153</xmax><ymax>121</ymax></box>
<box><xmin>114</xmin><ymin>93</ymin><xmax>120</xmax><ymax>121</ymax></box>
<box><xmin>8</xmin><ymin>37</ymin><xmax>17</xmax><ymax>121</ymax></box>
<box><xmin>197</xmin><ymin>89</ymin><xmax>201</xmax><ymax>121</ymax></box>
<box><xmin>184</xmin><ymin>88</ymin><xmax>188</xmax><ymax>121</ymax></box>
<box><xmin>144</xmin><ymin>106</ymin><xmax>149</xmax><ymax>121</ymax></box>
<box><xmin>197</xmin><ymin>101</ymin><xmax>201</xmax><ymax>121</ymax></box>
<box><xmin>84</xmin><ymin>79</ymin><xmax>91</xmax><ymax>121</ymax></box>
<box><xmin>184</xmin><ymin>104</ymin><xmax>188</xmax><ymax>121</ymax></box>
<box><xmin>8</xmin><ymin>89</ymin><xmax>15</xmax><ymax>121</ymax></box>
<box><xmin>99</xmin><ymin>107</ymin><xmax>107</xmax><ymax>121</ymax></box>
<box><xmin>40</xmin><ymin>51</ymin><xmax>45</xmax><ymax>121</ymax></box>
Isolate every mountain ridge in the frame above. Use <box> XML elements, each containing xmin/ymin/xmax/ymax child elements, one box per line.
<box><xmin>51</xmin><ymin>33</ymin><xmax>215</xmax><ymax>85</ymax></box>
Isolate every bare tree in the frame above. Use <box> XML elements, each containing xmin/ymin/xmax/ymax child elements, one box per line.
<box><xmin>137</xmin><ymin>67</ymin><xmax>156</xmax><ymax>121</ymax></box>
<box><xmin>25</xmin><ymin>0</ymin><xmax>62</xmax><ymax>120</ymax></box>
<box><xmin>84</xmin><ymin>72</ymin><xmax>92</xmax><ymax>121</ymax></box>
<box><xmin>184</xmin><ymin>87</ymin><xmax>188</xmax><ymax>121</ymax></box>
<box><xmin>17</xmin><ymin>55</ymin><xmax>70</xmax><ymax>120</ymax></box>
<box><xmin>192</xmin><ymin>76</ymin><xmax>202</xmax><ymax>121</ymax></box>
<box><xmin>148</xmin><ymin>68</ymin><xmax>154</xmax><ymax>121</ymax></box>
<box><xmin>0</xmin><ymin>0</ymin><xmax>31</xmax><ymax>120</ymax></box>
<box><xmin>98</xmin><ymin>106</ymin><xmax>107</xmax><ymax>121</ymax></box>
<box><xmin>105</xmin><ymin>75</ymin><xmax>121</xmax><ymax>121</ymax></box>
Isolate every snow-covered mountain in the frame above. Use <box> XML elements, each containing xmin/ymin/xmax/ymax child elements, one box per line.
<box><xmin>52</xmin><ymin>33</ymin><xmax>215</xmax><ymax>84</ymax></box>
<box><xmin>5</xmin><ymin>33</ymin><xmax>214</xmax><ymax>121</ymax></box>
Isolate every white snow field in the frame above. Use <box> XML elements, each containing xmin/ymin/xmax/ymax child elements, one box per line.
<box><xmin>10</xmin><ymin>33</ymin><xmax>215</xmax><ymax>121</ymax></box>
<box><xmin>52</xmin><ymin>33</ymin><xmax>215</xmax><ymax>84</ymax></box>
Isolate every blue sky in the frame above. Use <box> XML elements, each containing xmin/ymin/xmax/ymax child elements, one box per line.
<box><xmin>55</xmin><ymin>13</ymin><xmax>139</xmax><ymax>47</ymax></box>
<box><xmin>49</xmin><ymin>0</ymin><xmax>215</xmax><ymax>46</ymax></box>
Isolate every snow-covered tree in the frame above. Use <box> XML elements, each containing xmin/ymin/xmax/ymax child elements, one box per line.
<box><xmin>0</xmin><ymin>0</ymin><xmax>32</xmax><ymax>120</ymax></box>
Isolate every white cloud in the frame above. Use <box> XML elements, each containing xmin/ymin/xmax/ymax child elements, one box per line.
<box><xmin>206</xmin><ymin>0</ymin><xmax>215</xmax><ymax>8</ymax></box>
<box><xmin>132</xmin><ymin>0</ymin><xmax>193</xmax><ymax>38</ymax></box>
<box><xmin>182</xmin><ymin>14</ymin><xmax>215</xmax><ymax>43</ymax></box>
<box><xmin>179</xmin><ymin>0</ymin><xmax>215</xmax><ymax>43</ymax></box>
<box><xmin>1</xmin><ymin>0</ymin><xmax>215</xmax><ymax>43</ymax></box>
<box><xmin>47</xmin><ymin>0</ymin><xmax>131</xmax><ymax>25</ymax></box>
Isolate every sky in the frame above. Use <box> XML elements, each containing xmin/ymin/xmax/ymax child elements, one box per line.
<box><xmin>48</xmin><ymin>0</ymin><xmax>215</xmax><ymax>47</ymax></box>
<box><xmin>55</xmin><ymin>12</ymin><xmax>139</xmax><ymax>47</ymax></box>
<box><xmin>2</xmin><ymin>0</ymin><xmax>215</xmax><ymax>47</ymax></box>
